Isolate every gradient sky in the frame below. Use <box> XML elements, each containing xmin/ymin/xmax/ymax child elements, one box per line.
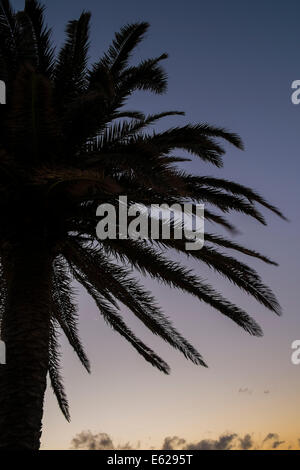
<box><xmin>10</xmin><ymin>0</ymin><xmax>300</xmax><ymax>449</ymax></box>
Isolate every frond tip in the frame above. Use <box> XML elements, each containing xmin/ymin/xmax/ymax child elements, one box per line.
<box><xmin>49</xmin><ymin>321</ymin><xmax>71</xmax><ymax>422</ymax></box>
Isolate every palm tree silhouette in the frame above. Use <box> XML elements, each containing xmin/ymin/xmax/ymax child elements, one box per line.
<box><xmin>0</xmin><ymin>0</ymin><xmax>285</xmax><ymax>450</ymax></box>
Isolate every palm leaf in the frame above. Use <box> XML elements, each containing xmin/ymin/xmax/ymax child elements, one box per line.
<box><xmin>90</xmin><ymin>22</ymin><xmax>149</xmax><ymax>79</ymax></box>
<box><xmin>49</xmin><ymin>320</ymin><xmax>71</xmax><ymax>422</ymax></box>
<box><xmin>64</xmin><ymin>240</ymin><xmax>207</xmax><ymax>366</ymax></box>
<box><xmin>54</xmin><ymin>11</ymin><xmax>91</xmax><ymax>101</ymax></box>
<box><xmin>52</xmin><ymin>259</ymin><xmax>90</xmax><ymax>373</ymax></box>
<box><xmin>70</xmin><ymin>269</ymin><xmax>170</xmax><ymax>374</ymax></box>
<box><xmin>23</xmin><ymin>0</ymin><xmax>54</xmax><ymax>76</ymax></box>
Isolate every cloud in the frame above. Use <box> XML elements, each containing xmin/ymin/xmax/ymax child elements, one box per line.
<box><xmin>238</xmin><ymin>388</ymin><xmax>271</xmax><ymax>396</ymax></box>
<box><xmin>162</xmin><ymin>437</ymin><xmax>186</xmax><ymax>450</ymax></box>
<box><xmin>71</xmin><ymin>431</ymin><xmax>114</xmax><ymax>450</ymax></box>
<box><xmin>71</xmin><ymin>431</ymin><xmax>294</xmax><ymax>451</ymax></box>
<box><xmin>272</xmin><ymin>440</ymin><xmax>285</xmax><ymax>449</ymax></box>
<box><xmin>263</xmin><ymin>433</ymin><xmax>279</xmax><ymax>443</ymax></box>
<box><xmin>239</xmin><ymin>434</ymin><xmax>253</xmax><ymax>450</ymax></box>
<box><xmin>161</xmin><ymin>433</ymin><xmax>238</xmax><ymax>451</ymax></box>
<box><xmin>262</xmin><ymin>433</ymin><xmax>285</xmax><ymax>449</ymax></box>
<box><xmin>71</xmin><ymin>431</ymin><xmax>133</xmax><ymax>450</ymax></box>
<box><xmin>238</xmin><ymin>388</ymin><xmax>252</xmax><ymax>395</ymax></box>
<box><xmin>184</xmin><ymin>434</ymin><xmax>238</xmax><ymax>450</ymax></box>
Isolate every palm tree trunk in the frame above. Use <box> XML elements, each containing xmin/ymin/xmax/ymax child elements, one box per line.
<box><xmin>0</xmin><ymin>242</ymin><xmax>52</xmax><ymax>450</ymax></box>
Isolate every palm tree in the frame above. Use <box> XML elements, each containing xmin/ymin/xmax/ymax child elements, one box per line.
<box><xmin>0</xmin><ymin>0</ymin><xmax>285</xmax><ymax>450</ymax></box>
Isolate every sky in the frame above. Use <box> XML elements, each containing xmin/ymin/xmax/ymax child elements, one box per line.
<box><xmin>10</xmin><ymin>0</ymin><xmax>300</xmax><ymax>449</ymax></box>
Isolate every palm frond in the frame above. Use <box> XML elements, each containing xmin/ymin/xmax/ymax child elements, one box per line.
<box><xmin>119</xmin><ymin>53</ymin><xmax>169</xmax><ymax>94</ymax></box>
<box><xmin>23</xmin><ymin>0</ymin><xmax>54</xmax><ymax>76</ymax></box>
<box><xmin>182</xmin><ymin>175</ymin><xmax>286</xmax><ymax>220</ymax></box>
<box><xmin>15</xmin><ymin>10</ymin><xmax>38</xmax><ymax>67</ymax></box>
<box><xmin>204</xmin><ymin>209</ymin><xmax>238</xmax><ymax>232</ymax></box>
<box><xmin>138</xmin><ymin>124</ymin><xmax>243</xmax><ymax>167</ymax></box>
<box><xmin>54</xmin><ymin>11</ymin><xmax>91</xmax><ymax>101</ymax></box>
<box><xmin>52</xmin><ymin>259</ymin><xmax>90</xmax><ymax>373</ymax></box>
<box><xmin>64</xmin><ymin>240</ymin><xmax>207</xmax><ymax>367</ymax></box>
<box><xmin>6</xmin><ymin>65</ymin><xmax>58</xmax><ymax>162</ymax></box>
<box><xmin>205</xmin><ymin>233</ymin><xmax>278</xmax><ymax>265</ymax></box>
<box><xmin>151</xmin><ymin>239</ymin><xmax>280</xmax><ymax>313</ymax></box>
<box><xmin>90</xmin><ymin>22</ymin><xmax>149</xmax><ymax>79</ymax></box>
<box><xmin>92</xmin><ymin>111</ymin><xmax>185</xmax><ymax>151</ymax></box>
<box><xmin>0</xmin><ymin>0</ymin><xmax>15</xmax><ymax>31</ymax></box>
<box><xmin>49</xmin><ymin>320</ymin><xmax>71</xmax><ymax>422</ymax></box>
<box><xmin>69</xmin><ymin>269</ymin><xmax>170</xmax><ymax>374</ymax></box>
<box><xmin>0</xmin><ymin>0</ymin><xmax>18</xmax><ymax>82</ymax></box>
<box><xmin>111</xmin><ymin>110</ymin><xmax>145</xmax><ymax>120</ymax></box>
<box><xmin>99</xmin><ymin>238</ymin><xmax>265</xmax><ymax>336</ymax></box>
